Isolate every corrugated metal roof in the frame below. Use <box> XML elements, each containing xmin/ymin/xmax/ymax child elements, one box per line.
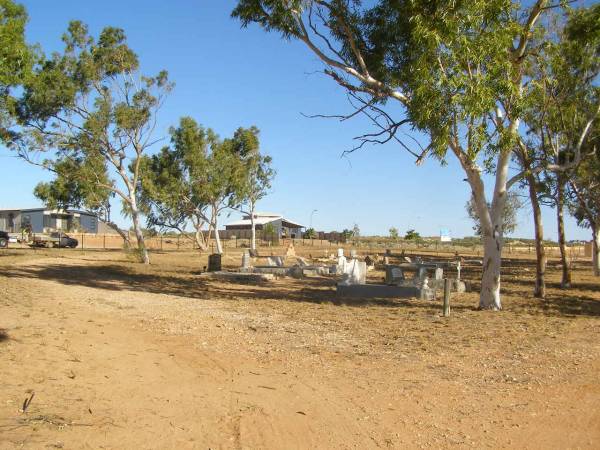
<box><xmin>226</xmin><ymin>215</ymin><xmax>304</xmax><ymax>228</ymax></box>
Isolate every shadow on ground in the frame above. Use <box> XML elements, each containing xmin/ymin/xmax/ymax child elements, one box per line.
<box><xmin>2</xmin><ymin>262</ymin><xmax>598</xmax><ymax>317</ymax></box>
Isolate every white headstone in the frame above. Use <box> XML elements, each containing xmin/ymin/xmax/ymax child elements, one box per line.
<box><xmin>435</xmin><ymin>267</ymin><xmax>444</xmax><ymax>280</ymax></box>
<box><xmin>241</xmin><ymin>251</ymin><xmax>250</xmax><ymax>269</ymax></box>
<box><xmin>339</xmin><ymin>259</ymin><xmax>367</xmax><ymax>285</ymax></box>
<box><xmin>337</xmin><ymin>248</ymin><xmax>344</xmax><ymax>257</ymax></box>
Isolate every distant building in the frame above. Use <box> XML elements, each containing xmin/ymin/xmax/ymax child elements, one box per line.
<box><xmin>0</xmin><ymin>208</ymin><xmax>109</xmax><ymax>234</ymax></box>
<box><xmin>225</xmin><ymin>213</ymin><xmax>305</xmax><ymax>239</ymax></box>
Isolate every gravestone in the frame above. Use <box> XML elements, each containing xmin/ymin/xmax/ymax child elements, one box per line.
<box><xmin>241</xmin><ymin>251</ymin><xmax>251</xmax><ymax>269</ymax></box>
<box><xmin>338</xmin><ymin>259</ymin><xmax>367</xmax><ymax>285</ymax></box>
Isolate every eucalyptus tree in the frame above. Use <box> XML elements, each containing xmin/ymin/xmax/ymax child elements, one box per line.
<box><xmin>229</xmin><ymin>126</ymin><xmax>275</xmax><ymax>251</ymax></box>
<box><xmin>14</xmin><ymin>21</ymin><xmax>172</xmax><ymax>264</ymax></box>
<box><xmin>232</xmin><ymin>0</ymin><xmax>565</xmax><ymax>309</ymax></box>
<box><xmin>32</xmin><ymin>156</ymin><xmax>129</xmax><ymax>243</ymax></box>
<box><xmin>569</xmin><ymin>148</ymin><xmax>600</xmax><ymax>276</ymax></box>
<box><xmin>0</xmin><ymin>0</ymin><xmax>33</xmax><ymax>140</ymax></box>
<box><xmin>519</xmin><ymin>3</ymin><xmax>600</xmax><ymax>288</ymax></box>
<box><xmin>138</xmin><ymin>117</ymin><xmax>216</xmax><ymax>251</ymax></box>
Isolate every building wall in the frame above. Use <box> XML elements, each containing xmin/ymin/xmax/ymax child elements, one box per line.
<box><xmin>79</xmin><ymin>213</ymin><xmax>98</xmax><ymax>233</ymax></box>
<box><xmin>21</xmin><ymin>210</ymin><xmax>44</xmax><ymax>233</ymax></box>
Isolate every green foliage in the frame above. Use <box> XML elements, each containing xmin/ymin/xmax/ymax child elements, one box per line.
<box><xmin>13</xmin><ymin>20</ymin><xmax>172</xmax><ymax>262</ymax></box>
<box><xmin>138</xmin><ymin>117</ymin><xmax>217</xmax><ymax>232</ymax></box>
<box><xmin>520</xmin><ymin>4</ymin><xmax>600</xmax><ymax>218</ymax></box>
<box><xmin>230</xmin><ymin>126</ymin><xmax>275</xmax><ymax>212</ymax></box>
<box><xmin>137</xmin><ymin>117</ymin><xmax>270</xmax><ymax>242</ymax></box>
<box><xmin>0</xmin><ymin>0</ymin><xmax>34</xmax><ymax>143</ymax></box>
<box><xmin>389</xmin><ymin>227</ymin><xmax>399</xmax><ymax>240</ymax></box>
<box><xmin>233</xmin><ymin>0</ymin><xmax>522</xmax><ymax>166</ymax></box>
<box><xmin>262</xmin><ymin>222</ymin><xmax>277</xmax><ymax>241</ymax></box>
<box><xmin>404</xmin><ymin>229</ymin><xmax>421</xmax><ymax>241</ymax></box>
<box><xmin>341</xmin><ymin>229</ymin><xmax>354</xmax><ymax>241</ymax></box>
<box><xmin>570</xmin><ymin>147</ymin><xmax>600</xmax><ymax>231</ymax></box>
<box><xmin>33</xmin><ymin>152</ymin><xmax>112</xmax><ymax>214</ymax></box>
<box><xmin>304</xmin><ymin>227</ymin><xmax>316</xmax><ymax>239</ymax></box>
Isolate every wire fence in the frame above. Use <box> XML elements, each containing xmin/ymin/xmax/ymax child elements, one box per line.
<box><xmin>17</xmin><ymin>232</ymin><xmax>590</xmax><ymax>260</ymax></box>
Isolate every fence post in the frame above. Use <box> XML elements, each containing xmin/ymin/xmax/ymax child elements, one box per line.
<box><xmin>443</xmin><ymin>278</ymin><xmax>451</xmax><ymax>317</ymax></box>
<box><xmin>103</xmin><ymin>234</ymin><xmax>106</xmax><ymax>249</ymax></box>
<box><xmin>81</xmin><ymin>233</ymin><xmax>84</xmax><ymax>250</ymax></box>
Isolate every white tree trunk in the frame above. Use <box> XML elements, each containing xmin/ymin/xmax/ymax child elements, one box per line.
<box><xmin>480</xmin><ymin>233</ymin><xmax>502</xmax><ymax>310</ymax></box>
<box><xmin>191</xmin><ymin>215</ymin><xmax>209</xmax><ymax>251</ymax></box>
<box><xmin>460</xmin><ymin>151</ymin><xmax>507</xmax><ymax>311</ymax></box>
<box><xmin>593</xmin><ymin>226</ymin><xmax>600</xmax><ymax>277</ymax></box>
<box><xmin>250</xmin><ymin>202</ymin><xmax>256</xmax><ymax>251</ymax></box>
<box><xmin>213</xmin><ymin>214</ymin><xmax>223</xmax><ymax>254</ymax></box>
<box><xmin>130</xmin><ymin>199</ymin><xmax>150</xmax><ymax>264</ymax></box>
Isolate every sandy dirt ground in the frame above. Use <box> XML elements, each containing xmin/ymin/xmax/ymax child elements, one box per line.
<box><xmin>0</xmin><ymin>247</ymin><xmax>599</xmax><ymax>449</ymax></box>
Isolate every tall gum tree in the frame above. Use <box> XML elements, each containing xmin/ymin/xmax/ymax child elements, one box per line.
<box><xmin>137</xmin><ymin>117</ymin><xmax>217</xmax><ymax>252</ymax></box>
<box><xmin>518</xmin><ymin>4</ymin><xmax>600</xmax><ymax>287</ymax></box>
<box><xmin>232</xmin><ymin>0</ymin><xmax>560</xmax><ymax>309</ymax></box>
<box><xmin>14</xmin><ymin>22</ymin><xmax>172</xmax><ymax>264</ymax></box>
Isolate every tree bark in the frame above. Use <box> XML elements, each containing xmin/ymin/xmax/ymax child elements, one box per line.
<box><xmin>213</xmin><ymin>211</ymin><xmax>223</xmax><ymax>254</ymax></box>
<box><xmin>480</xmin><ymin>232</ymin><xmax>503</xmax><ymax>310</ymax></box>
<box><xmin>454</xmin><ymin>147</ymin><xmax>505</xmax><ymax>311</ymax></box>
<box><xmin>526</xmin><ymin>172</ymin><xmax>546</xmax><ymax>298</ymax></box>
<box><xmin>130</xmin><ymin>200</ymin><xmax>150</xmax><ymax>264</ymax></box>
<box><xmin>106</xmin><ymin>220</ymin><xmax>131</xmax><ymax>249</ymax></box>
<box><xmin>556</xmin><ymin>176</ymin><xmax>571</xmax><ymax>288</ymax></box>
<box><xmin>250</xmin><ymin>201</ymin><xmax>256</xmax><ymax>251</ymax></box>
<box><xmin>194</xmin><ymin>228</ymin><xmax>208</xmax><ymax>251</ymax></box>
<box><xmin>593</xmin><ymin>226</ymin><xmax>600</xmax><ymax>277</ymax></box>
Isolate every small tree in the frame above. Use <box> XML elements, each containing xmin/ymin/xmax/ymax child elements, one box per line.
<box><xmin>340</xmin><ymin>228</ymin><xmax>353</xmax><ymax>243</ymax></box>
<box><xmin>14</xmin><ymin>22</ymin><xmax>172</xmax><ymax>263</ymax></box>
<box><xmin>262</xmin><ymin>222</ymin><xmax>277</xmax><ymax>244</ymax></box>
<box><xmin>404</xmin><ymin>229</ymin><xmax>421</xmax><ymax>242</ymax></box>
<box><xmin>352</xmin><ymin>223</ymin><xmax>360</xmax><ymax>245</ymax></box>
<box><xmin>389</xmin><ymin>227</ymin><xmax>399</xmax><ymax>240</ymax></box>
<box><xmin>304</xmin><ymin>227</ymin><xmax>316</xmax><ymax>239</ymax></box>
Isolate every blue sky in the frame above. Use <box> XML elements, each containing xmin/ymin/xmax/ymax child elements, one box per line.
<box><xmin>0</xmin><ymin>0</ymin><xmax>591</xmax><ymax>240</ymax></box>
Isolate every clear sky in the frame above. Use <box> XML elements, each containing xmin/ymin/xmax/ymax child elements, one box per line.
<box><xmin>0</xmin><ymin>0</ymin><xmax>591</xmax><ymax>241</ymax></box>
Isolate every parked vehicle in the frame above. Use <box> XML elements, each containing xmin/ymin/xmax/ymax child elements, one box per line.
<box><xmin>0</xmin><ymin>231</ymin><xmax>8</xmax><ymax>248</ymax></box>
<box><xmin>31</xmin><ymin>232</ymin><xmax>79</xmax><ymax>248</ymax></box>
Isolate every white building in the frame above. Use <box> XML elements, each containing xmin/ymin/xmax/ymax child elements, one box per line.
<box><xmin>225</xmin><ymin>213</ymin><xmax>305</xmax><ymax>239</ymax></box>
